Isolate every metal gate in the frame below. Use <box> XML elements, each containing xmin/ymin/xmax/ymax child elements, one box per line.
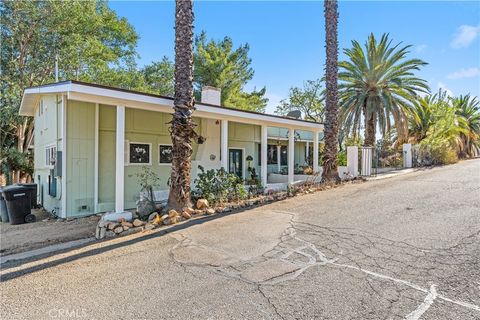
<box><xmin>359</xmin><ymin>147</ymin><xmax>377</xmax><ymax>177</ymax></box>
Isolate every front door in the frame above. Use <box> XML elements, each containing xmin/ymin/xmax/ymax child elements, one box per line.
<box><xmin>228</xmin><ymin>149</ymin><xmax>243</xmax><ymax>178</ymax></box>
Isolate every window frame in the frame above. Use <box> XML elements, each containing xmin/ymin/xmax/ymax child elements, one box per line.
<box><xmin>45</xmin><ymin>145</ymin><xmax>57</xmax><ymax>168</ymax></box>
<box><xmin>158</xmin><ymin>144</ymin><xmax>173</xmax><ymax>165</ymax></box>
<box><xmin>128</xmin><ymin>142</ymin><xmax>152</xmax><ymax>166</ymax></box>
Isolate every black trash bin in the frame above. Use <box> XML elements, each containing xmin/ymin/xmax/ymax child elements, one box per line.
<box><xmin>0</xmin><ymin>187</ymin><xmax>9</xmax><ymax>223</ymax></box>
<box><xmin>2</xmin><ymin>185</ymin><xmax>36</xmax><ymax>225</ymax></box>
<box><xmin>15</xmin><ymin>183</ymin><xmax>38</xmax><ymax>209</ymax></box>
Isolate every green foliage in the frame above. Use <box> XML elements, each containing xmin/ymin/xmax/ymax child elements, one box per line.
<box><xmin>339</xmin><ymin>33</ymin><xmax>429</xmax><ymax>144</ymax></box>
<box><xmin>337</xmin><ymin>151</ymin><xmax>347</xmax><ymax>166</ymax></box>
<box><xmin>194</xmin><ymin>165</ymin><xmax>248</xmax><ymax>205</ymax></box>
<box><xmin>194</xmin><ymin>31</ymin><xmax>268</xmax><ymax>112</ymax></box>
<box><xmin>452</xmin><ymin>95</ymin><xmax>480</xmax><ymax>158</ymax></box>
<box><xmin>275</xmin><ymin>79</ymin><xmax>324</xmax><ymax>122</ymax></box>
<box><xmin>141</xmin><ymin>57</ymin><xmax>175</xmax><ymax>96</ymax></box>
<box><xmin>136</xmin><ymin>166</ymin><xmax>161</xmax><ymax>202</ymax></box>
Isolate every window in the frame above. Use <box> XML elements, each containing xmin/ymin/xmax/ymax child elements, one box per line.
<box><xmin>280</xmin><ymin>146</ymin><xmax>288</xmax><ymax>166</ymax></box>
<box><xmin>159</xmin><ymin>145</ymin><xmax>173</xmax><ymax>164</ymax></box>
<box><xmin>129</xmin><ymin>143</ymin><xmax>151</xmax><ymax>164</ymax></box>
<box><xmin>45</xmin><ymin>146</ymin><xmax>56</xmax><ymax>167</ymax></box>
<box><xmin>257</xmin><ymin>144</ymin><xmax>280</xmax><ymax>165</ymax></box>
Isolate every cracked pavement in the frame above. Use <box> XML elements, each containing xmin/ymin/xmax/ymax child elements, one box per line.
<box><xmin>1</xmin><ymin>159</ymin><xmax>479</xmax><ymax>319</ymax></box>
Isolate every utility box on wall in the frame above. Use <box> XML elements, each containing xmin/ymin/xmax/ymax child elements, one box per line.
<box><xmin>403</xmin><ymin>144</ymin><xmax>412</xmax><ymax>168</ymax></box>
<box><xmin>54</xmin><ymin>151</ymin><xmax>62</xmax><ymax>177</ymax></box>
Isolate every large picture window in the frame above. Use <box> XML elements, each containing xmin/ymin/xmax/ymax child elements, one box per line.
<box><xmin>129</xmin><ymin>143</ymin><xmax>151</xmax><ymax>164</ymax></box>
<box><xmin>258</xmin><ymin>144</ymin><xmax>279</xmax><ymax>165</ymax></box>
<box><xmin>159</xmin><ymin>144</ymin><xmax>173</xmax><ymax>164</ymax></box>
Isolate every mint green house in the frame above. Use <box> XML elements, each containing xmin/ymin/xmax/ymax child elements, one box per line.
<box><xmin>20</xmin><ymin>81</ymin><xmax>323</xmax><ymax>218</ymax></box>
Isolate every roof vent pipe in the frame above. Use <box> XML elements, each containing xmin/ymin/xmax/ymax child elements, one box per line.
<box><xmin>201</xmin><ymin>86</ymin><xmax>221</xmax><ymax>105</ymax></box>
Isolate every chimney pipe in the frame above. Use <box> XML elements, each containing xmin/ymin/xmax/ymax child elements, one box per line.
<box><xmin>201</xmin><ymin>86</ymin><xmax>221</xmax><ymax>105</ymax></box>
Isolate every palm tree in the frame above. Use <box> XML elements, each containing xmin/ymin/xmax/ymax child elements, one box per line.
<box><xmin>321</xmin><ymin>0</ymin><xmax>340</xmax><ymax>182</ymax></box>
<box><xmin>452</xmin><ymin>94</ymin><xmax>480</xmax><ymax>158</ymax></box>
<box><xmin>408</xmin><ymin>94</ymin><xmax>436</xmax><ymax>143</ymax></box>
<box><xmin>168</xmin><ymin>0</ymin><xmax>196</xmax><ymax>210</ymax></box>
<box><xmin>339</xmin><ymin>33</ymin><xmax>429</xmax><ymax>146</ymax></box>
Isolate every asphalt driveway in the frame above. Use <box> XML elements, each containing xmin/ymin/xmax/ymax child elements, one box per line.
<box><xmin>1</xmin><ymin>159</ymin><xmax>479</xmax><ymax>319</ymax></box>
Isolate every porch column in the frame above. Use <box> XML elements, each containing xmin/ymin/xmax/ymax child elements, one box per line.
<box><xmin>288</xmin><ymin>128</ymin><xmax>295</xmax><ymax>184</ymax></box>
<box><xmin>221</xmin><ymin>119</ymin><xmax>228</xmax><ymax>170</ymax></box>
<box><xmin>261</xmin><ymin>125</ymin><xmax>268</xmax><ymax>186</ymax></box>
<box><xmin>115</xmin><ymin>105</ymin><xmax>125</xmax><ymax>212</ymax></box>
<box><xmin>313</xmin><ymin>131</ymin><xmax>319</xmax><ymax>173</ymax></box>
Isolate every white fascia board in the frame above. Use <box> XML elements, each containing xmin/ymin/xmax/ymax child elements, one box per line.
<box><xmin>19</xmin><ymin>83</ymin><xmax>71</xmax><ymax>116</ymax></box>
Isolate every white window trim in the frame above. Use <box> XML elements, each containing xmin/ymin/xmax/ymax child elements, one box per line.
<box><xmin>158</xmin><ymin>143</ymin><xmax>173</xmax><ymax>166</ymax></box>
<box><xmin>45</xmin><ymin>144</ymin><xmax>57</xmax><ymax>169</ymax></box>
<box><xmin>127</xmin><ymin>142</ymin><xmax>152</xmax><ymax>166</ymax></box>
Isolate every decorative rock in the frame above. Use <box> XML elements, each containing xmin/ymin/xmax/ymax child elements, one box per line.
<box><xmin>121</xmin><ymin>221</ymin><xmax>133</xmax><ymax>228</ymax></box>
<box><xmin>107</xmin><ymin>222</ymin><xmax>117</xmax><ymax>230</ymax></box>
<box><xmin>194</xmin><ymin>209</ymin><xmax>204</xmax><ymax>215</ymax></box>
<box><xmin>102</xmin><ymin>211</ymin><xmax>133</xmax><ymax>222</ymax></box>
<box><xmin>170</xmin><ymin>216</ymin><xmax>178</xmax><ymax>224</ymax></box>
<box><xmin>144</xmin><ymin>223</ymin><xmax>155</xmax><ymax>231</ymax></box>
<box><xmin>123</xmin><ymin>225</ymin><xmax>130</xmax><ymax>231</ymax></box>
<box><xmin>196</xmin><ymin>199</ymin><xmax>209</xmax><ymax>209</ymax></box>
<box><xmin>136</xmin><ymin>198</ymin><xmax>156</xmax><ymax>219</ymax></box>
<box><xmin>153</xmin><ymin>214</ymin><xmax>162</xmax><ymax>225</ymax></box>
<box><xmin>160</xmin><ymin>214</ymin><xmax>169</xmax><ymax>221</ymax></box>
<box><xmin>148</xmin><ymin>212</ymin><xmax>159</xmax><ymax>221</ymax></box>
<box><xmin>168</xmin><ymin>209</ymin><xmax>179</xmax><ymax>218</ymax></box>
<box><xmin>182</xmin><ymin>211</ymin><xmax>191</xmax><ymax>219</ymax></box>
<box><xmin>99</xmin><ymin>227</ymin><xmax>106</xmax><ymax>239</ymax></box>
<box><xmin>98</xmin><ymin>220</ymin><xmax>108</xmax><ymax>228</ymax></box>
<box><xmin>133</xmin><ymin>219</ymin><xmax>144</xmax><ymax>227</ymax></box>
<box><xmin>206</xmin><ymin>208</ymin><xmax>215</xmax><ymax>215</ymax></box>
<box><xmin>163</xmin><ymin>218</ymin><xmax>171</xmax><ymax>225</ymax></box>
<box><xmin>113</xmin><ymin>226</ymin><xmax>123</xmax><ymax>234</ymax></box>
<box><xmin>184</xmin><ymin>207</ymin><xmax>195</xmax><ymax>215</ymax></box>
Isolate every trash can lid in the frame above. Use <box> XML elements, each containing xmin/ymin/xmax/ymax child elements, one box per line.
<box><xmin>2</xmin><ymin>185</ymin><xmax>30</xmax><ymax>200</ymax></box>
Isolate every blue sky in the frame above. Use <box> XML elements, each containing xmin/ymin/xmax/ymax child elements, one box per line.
<box><xmin>109</xmin><ymin>1</ymin><xmax>480</xmax><ymax>114</ymax></box>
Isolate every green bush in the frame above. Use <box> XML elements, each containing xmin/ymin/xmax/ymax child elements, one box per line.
<box><xmin>194</xmin><ymin>166</ymin><xmax>248</xmax><ymax>205</ymax></box>
<box><xmin>337</xmin><ymin>151</ymin><xmax>347</xmax><ymax>166</ymax></box>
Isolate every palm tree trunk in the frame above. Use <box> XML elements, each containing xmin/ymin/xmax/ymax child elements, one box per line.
<box><xmin>321</xmin><ymin>0</ymin><xmax>340</xmax><ymax>183</ymax></box>
<box><xmin>364</xmin><ymin>110</ymin><xmax>376</xmax><ymax>147</ymax></box>
<box><xmin>167</xmin><ymin>0</ymin><xmax>195</xmax><ymax>210</ymax></box>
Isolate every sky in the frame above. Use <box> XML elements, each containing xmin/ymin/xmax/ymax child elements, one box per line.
<box><xmin>109</xmin><ymin>1</ymin><xmax>480</xmax><ymax>114</ymax></box>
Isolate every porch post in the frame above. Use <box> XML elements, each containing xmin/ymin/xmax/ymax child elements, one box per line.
<box><xmin>313</xmin><ymin>131</ymin><xmax>319</xmax><ymax>173</ymax></box>
<box><xmin>221</xmin><ymin>119</ymin><xmax>228</xmax><ymax>170</ymax></box>
<box><xmin>94</xmin><ymin>103</ymin><xmax>99</xmax><ymax>213</ymax></box>
<box><xmin>115</xmin><ymin>105</ymin><xmax>125</xmax><ymax>212</ymax></box>
<box><xmin>288</xmin><ymin>128</ymin><xmax>295</xmax><ymax>184</ymax></box>
<box><xmin>261</xmin><ymin>125</ymin><xmax>268</xmax><ymax>186</ymax></box>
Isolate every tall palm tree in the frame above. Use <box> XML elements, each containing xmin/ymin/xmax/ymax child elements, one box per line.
<box><xmin>168</xmin><ymin>0</ymin><xmax>196</xmax><ymax>210</ymax></box>
<box><xmin>339</xmin><ymin>33</ymin><xmax>429</xmax><ymax>146</ymax></box>
<box><xmin>452</xmin><ymin>94</ymin><xmax>480</xmax><ymax>158</ymax></box>
<box><xmin>321</xmin><ymin>0</ymin><xmax>340</xmax><ymax>182</ymax></box>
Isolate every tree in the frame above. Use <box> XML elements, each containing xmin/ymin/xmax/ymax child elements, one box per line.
<box><xmin>0</xmin><ymin>0</ymin><xmax>139</xmax><ymax>182</ymax></box>
<box><xmin>322</xmin><ymin>0</ymin><xmax>340</xmax><ymax>182</ymax></box>
<box><xmin>339</xmin><ymin>33</ymin><xmax>429</xmax><ymax>146</ymax></box>
<box><xmin>275</xmin><ymin>79</ymin><xmax>324</xmax><ymax>122</ymax></box>
<box><xmin>142</xmin><ymin>57</ymin><xmax>175</xmax><ymax>96</ymax></box>
<box><xmin>167</xmin><ymin>0</ymin><xmax>196</xmax><ymax>210</ymax></box>
<box><xmin>193</xmin><ymin>31</ymin><xmax>268</xmax><ymax>112</ymax></box>
<box><xmin>452</xmin><ymin>95</ymin><xmax>480</xmax><ymax>158</ymax></box>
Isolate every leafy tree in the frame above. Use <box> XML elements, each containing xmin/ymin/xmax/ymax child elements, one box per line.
<box><xmin>194</xmin><ymin>31</ymin><xmax>268</xmax><ymax>112</ymax></box>
<box><xmin>275</xmin><ymin>79</ymin><xmax>324</xmax><ymax>122</ymax></box>
<box><xmin>322</xmin><ymin>0</ymin><xmax>340</xmax><ymax>182</ymax></box>
<box><xmin>168</xmin><ymin>0</ymin><xmax>196</xmax><ymax>210</ymax></box>
<box><xmin>0</xmin><ymin>0</ymin><xmax>139</xmax><ymax>182</ymax></box>
<box><xmin>339</xmin><ymin>33</ymin><xmax>429</xmax><ymax>146</ymax></box>
<box><xmin>141</xmin><ymin>56</ymin><xmax>175</xmax><ymax>96</ymax></box>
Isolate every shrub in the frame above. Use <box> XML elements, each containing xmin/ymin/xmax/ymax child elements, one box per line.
<box><xmin>194</xmin><ymin>166</ymin><xmax>248</xmax><ymax>205</ymax></box>
<box><xmin>337</xmin><ymin>151</ymin><xmax>347</xmax><ymax>166</ymax></box>
<box><xmin>136</xmin><ymin>166</ymin><xmax>161</xmax><ymax>202</ymax></box>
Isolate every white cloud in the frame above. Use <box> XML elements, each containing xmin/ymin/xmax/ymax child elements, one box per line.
<box><xmin>450</xmin><ymin>24</ymin><xmax>480</xmax><ymax>49</ymax></box>
<box><xmin>437</xmin><ymin>82</ymin><xmax>454</xmax><ymax>97</ymax></box>
<box><xmin>415</xmin><ymin>44</ymin><xmax>427</xmax><ymax>53</ymax></box>
<box><xmin>447</xmin><ymin>67</ymin><xmax>480</xmax><ymax>79</ymax></box>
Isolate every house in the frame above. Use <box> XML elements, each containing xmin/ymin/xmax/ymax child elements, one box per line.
<box><xmin>19</xmin><ymin>81</ymin><xmax>324</xmax><ymax>218</ymax></box>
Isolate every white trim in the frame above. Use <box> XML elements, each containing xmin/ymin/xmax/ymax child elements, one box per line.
<box><xmin>44</xmin><ymin>144</ymin><xmax>57</xmax><ymax>169</ymax></box>
<box><xmin>61</xmin><ymin>95</ymin><xmax>67</xmax><ymax>218</ymax></box>
<box><xmin>20</xmin><ymin>82</ymin><xmax>323</xmax><ymax>131</ymax></box>
<box><xmin>94</xmin><ymin>103</ymin><xmax>99</xmax><ymax>213</ymax></box>
<box><xmin>221</xmin><ymin>120</ymin><xmax>228</xmax><ymax>170</ymax></box>
<box><xmin>288</xmin><ymin>128</ymin><xmax>295</xmax><ymax>185</ymax></box>
<box><xmin>261</xmin><ymin>125</ymin><xmax>268</xmax><ymax>187</ymax></box>
<box><xmin>313</xmin><ymin>131</ymin><xmax>319</xmax><ymax>173</ymax></box>
<box><xmin>127</xmin><ymin>142</ymin><xmax>152</xmax><ymax>166</ymax></box>
<box><xmin>115</xmin><ymin>106</ymin><xmax>125</xmax><ymax>212</ymax></box>
<box><xmin>158</xmin><ymin>143</ymin><xmax>173</xmax><ymax>165</ymax></box>
<box><xmin>228</xmin><ymin>147</ymin><xmax>246</xmax><ymax>180</ymax></box>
